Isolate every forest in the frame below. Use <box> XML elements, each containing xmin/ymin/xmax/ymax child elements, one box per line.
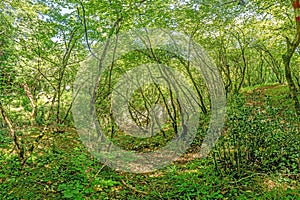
<box><xmin>0</xmin><ymin>0</ymin><xmax>300</xmax><ymax>199</ymax></box>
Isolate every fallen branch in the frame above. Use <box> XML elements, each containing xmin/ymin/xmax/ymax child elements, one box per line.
<box><xmin>120</xmin><ymin>179</ymin><xmax>149</xmax><ymax>195</ymax></box>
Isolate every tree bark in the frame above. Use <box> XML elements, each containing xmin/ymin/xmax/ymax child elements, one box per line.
<box><xmin>282</xmin><ymin>0</ymin><xmax>300</xmax><ymax>116</ymax></box>
<box><xmin>0</xmin><ymin>101</ymin><xmax>24</xmax><ymax>162</ymax></box>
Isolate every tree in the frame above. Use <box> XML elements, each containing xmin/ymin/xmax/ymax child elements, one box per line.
<box><xmin>282</xmin><ymin>0</ymin><xmax>300</xmax><ymax>115</ymax></box>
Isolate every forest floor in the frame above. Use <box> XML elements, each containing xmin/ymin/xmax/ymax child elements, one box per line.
<box><xmin>0</xmin><ymin>84</ymin><xmax>299</xmax><ymax>199</ymax></box>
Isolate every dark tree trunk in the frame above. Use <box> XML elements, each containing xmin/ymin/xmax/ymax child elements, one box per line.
<box><xmin>282</xmin><ymin>0</ymin><xmax>300</xmax><ymax>116</ymax></box>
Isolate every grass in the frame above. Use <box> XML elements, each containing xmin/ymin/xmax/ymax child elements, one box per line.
<box><xmin>0</xmin><ymin>84</ymin><xmax>299</xmax><ymax>199</ymax></box>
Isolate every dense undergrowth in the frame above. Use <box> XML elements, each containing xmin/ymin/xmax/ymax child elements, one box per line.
<box><xmin>0</xmin><ymin>85</ymin><xmax>299</xmax><ymax>199</ymax></box>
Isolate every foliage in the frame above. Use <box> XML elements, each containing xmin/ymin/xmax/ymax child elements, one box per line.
<box><xmin>1</xmin><ymin>86</ymin><xmax>300</xmax><ymax>199</ymax></box>
<box><xmin>214</xmin><ymin>86</ymin><xmax>300</xmax><ymax>178</ymax></box>
<box><xmin>0</xmin><ymin>0</ymin><xmax>300</xmax><ymax>199</ymax></box>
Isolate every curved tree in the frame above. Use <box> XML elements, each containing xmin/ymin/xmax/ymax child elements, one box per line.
<box><xmin>283</xmin><ymin>0</ymin><xmax>300</xmax><ymax>115</ymax></box>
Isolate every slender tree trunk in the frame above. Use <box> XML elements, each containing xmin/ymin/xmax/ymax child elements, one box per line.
<box><xmin>0</xmin><ymin>101</ymin><xmax>24</xmax><ymax>162</ymax></box>
<box><xmin>237</xmin><ymin>48</ymin><xmax>247</xmax><ymax>92</ymax></box>
<box><xmin>23</xmin><ymin>82</ymin><xmax>36</xmax><ymax>123</ymax></box>
<box><xmin>283</xmin><ymin>53</ymin><xmax>300</xmax><ymax>115</ymax></box>
<box><xmin>282</xmin><ymin>0</ymin><xmax>300</xmax><ymax>116</ymax></box>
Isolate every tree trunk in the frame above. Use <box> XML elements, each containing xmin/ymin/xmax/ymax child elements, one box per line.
<box><xmin>0</xmin><ymin>101</ymin><xmax>24</xmax><ymax>162</ymax></box>
<box><xmin>283</xmin><ymin>53</ymin><xmax>300</xmax><ymax>115</ymax></box>
<box><xmin>282</xmin><ymin>0</ymin><xmax>300</xmax><ymax>116</ymax></box>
